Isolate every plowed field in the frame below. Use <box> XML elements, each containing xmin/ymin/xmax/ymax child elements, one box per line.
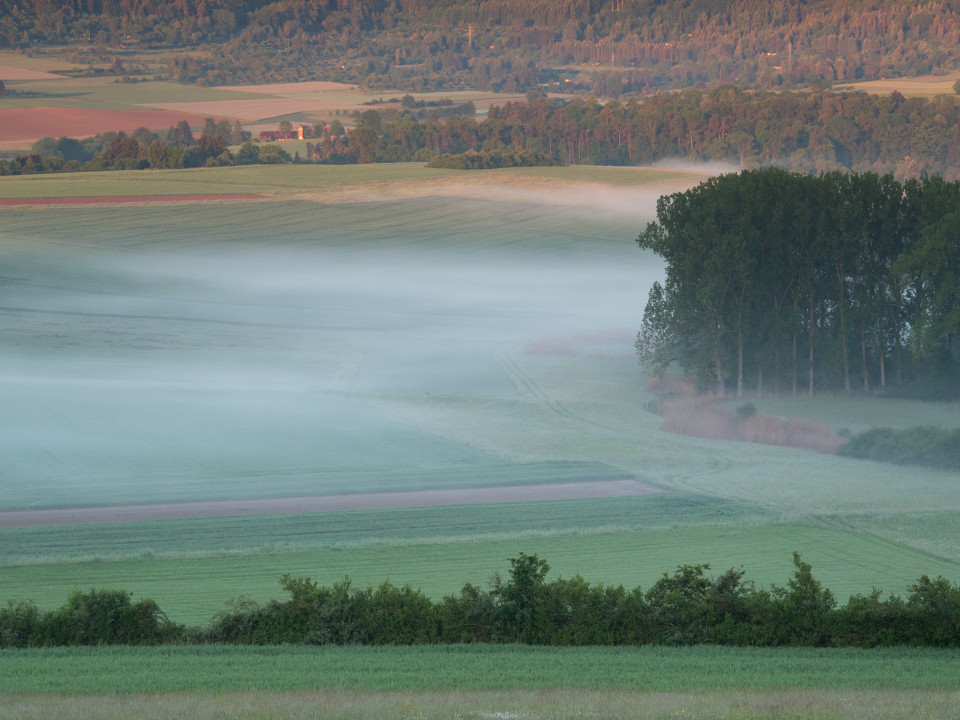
<box><xmin>0</xmin><ymin>106</ymin><xmax>232</xmax><ymax>143</ymax></box>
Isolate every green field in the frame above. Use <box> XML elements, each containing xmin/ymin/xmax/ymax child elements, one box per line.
<box><xmin>2</xmin><ymin>646</ymin><xmax>960</xmax><ymax>719</ymax></box>
<box><xmin>0</xmin><ymin>163</ymin><xmax>458</xmax><ymax>197</ymax></box>
<box><xmin>4</xmin><ymin>645</ymin><xmax>960</xmax><ymax>693</ymax></box>
<box><xmin>2</xmin><ymin>165</ymin><xmax>960</xmax><ymax>716</ymax></box>
<box><xmin>0</xmin><ymin>76</ymin><xmax>260</xmax><ymax>111</ymax></box>
<box><xmin>4</xmin><ymin>687</ymin><xmax>959</xmax><ymax>720</ymax></box>
<box><xmin>0</xmin><ymin>163</ymin><xmax>701</xmax><ymax>198</ymax></box>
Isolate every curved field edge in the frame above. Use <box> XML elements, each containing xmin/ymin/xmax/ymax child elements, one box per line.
<box><xmin>2</xmin><ymin>688</ymin><xmax>958</xmax><ymax>720</ymax></box>
<box><xmin>2</xmin><ymin>646</ymin><xmax>959</xmax><ymax>694</ymax></box>
<box><xmin>0</xmin><ymin>164</ymin><xmax>707</xmax><ymax>200</ymax></box>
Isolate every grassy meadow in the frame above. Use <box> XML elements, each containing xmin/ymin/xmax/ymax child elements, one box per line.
<box><xmin>2</xmin><ymin>646</ymin><xmax>960</xmax><ymax>718</ymax></box>
<box><xmin>2</xmin><ymin>164</ymin><xmax>960</xmax><ymax>717</ymax></box>
<box><xmin>4</xmin><ymin>645</ymin><xmax>960</xmax><ymax>693</ymax></box>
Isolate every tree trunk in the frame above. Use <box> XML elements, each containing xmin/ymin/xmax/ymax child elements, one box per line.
<box><xmin>860</xmin><ymin>317</ymin><xmax>869</xmax><ymax>392</ymax></box>
<box><xmin>737</xmin><ymin>326</ymin><xmax>744</xmax><ymax>399</ymax></box>
<box><xmin>715</xmin><ymin>355</ymin><xmax>725</xmax><ymax>398</ymax></box>
<box><xmin>792</xmin><ymin>291</ymin><xmax>800</xmax><ymax>397</ymax></box>
<box><xmin>837</xmin><ymin>263</ymin><xmax>850</xmax><ymax>393</ymax></box>
<box><xmin>808</xmin><ymin>295</ymin><xmax>815</xmax><ymax>397</ymax></box>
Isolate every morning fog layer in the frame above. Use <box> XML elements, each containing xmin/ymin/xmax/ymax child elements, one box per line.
<box><xmin>0</xmin><ymin>194</ymin><xmax>662</xmax><ymax>510</ymax></box>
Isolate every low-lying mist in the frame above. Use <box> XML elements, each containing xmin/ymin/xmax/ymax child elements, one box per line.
<box><xmin>0</xmin><ymin>195</ymin><xmax>666</xmax><ymax>509</ymax></box>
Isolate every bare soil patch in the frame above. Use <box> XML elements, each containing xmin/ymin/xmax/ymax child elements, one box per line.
<box><xmin>647</xmin><ymin>377</ymin><xmax>844</xmax><ymax>454</ymax></box>
<box><xmin>0</xmin><ymin>65</ymin><xmax>67</xmax><ymax>81</ymax></box>
<box><xmin>0</xmin><ymin>194</ymin><xmax>266</xmax><ymax>206</ymax></box>
<box><xmin>0</xmin><ymin>107</ymin><xmax>234</xmax><ymax>143</ymax></box>
<box><xmin>0</xmin><ymin>480</ymin><xmax>660</xmax><ymax>528</ymax></box>
<box><xmin>526</xmin><ymin>329</ymin><xmax>637</xmax><ymax>356</ymax></box>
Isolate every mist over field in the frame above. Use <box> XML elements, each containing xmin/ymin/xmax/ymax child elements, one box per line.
<box><xmin>0</xmin><ymin>196</ymin><xmax>663</xmax><ymax>510</ymax></box>
<box><xmin>4</xmin><ymin>174</ymin><xmax>960</xmax><ymax>619</ymax></box>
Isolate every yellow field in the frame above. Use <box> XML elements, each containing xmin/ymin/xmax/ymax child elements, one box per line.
<box><xmin>842</xmin><ymin>70</ymin><xmax>960</xmax><ymax>97</ymax></box>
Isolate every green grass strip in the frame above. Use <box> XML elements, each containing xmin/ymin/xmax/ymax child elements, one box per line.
<box><xmin>2</xmin><ymin>687</ymin><xmax>958</xmax><ymax>720</ymax></box>
<box><xmin>1</xmin><ymin>645</ymin><xmax>959</xmax><ymax>694</ymax></box>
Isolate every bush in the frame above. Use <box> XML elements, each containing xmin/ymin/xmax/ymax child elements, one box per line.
<box><xmin>427</xmin><ymin>148</ymin><xmax>558</xmax><ymax>169</ymax></box>
<box><xmin>839</xmin><ymin>426</ymin><xmax>960</xmax><ymax>470</ymax></box>
<box><xmin>0</xmin><ymin>590</ymin><xmax>179</xmax><ymax>647</ymax></box>
<box><xmin>735</xmin><ymin>402</ymin><xmax>757</xmax><ymax>421</ymax></box>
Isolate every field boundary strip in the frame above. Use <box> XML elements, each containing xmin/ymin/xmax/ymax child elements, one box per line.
<box><xmin>0</xmin><ymin>194</ymin><xmax>267</xmax><ymax>206</ymax></box>
<box><xmin>0</xmin><ymin>479</ymin><xmax>660</xmax><ymax>528</ymax></box>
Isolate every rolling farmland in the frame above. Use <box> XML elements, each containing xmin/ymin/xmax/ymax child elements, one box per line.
<box><xmin>2</xmin><ymin>165</ymin><xmax>960</xmax><ymax>616</ymax></box>
<box><xmin>2</xmin><ymin>164</ymin><xmax>960</xmax><ymax>717</ymax></box>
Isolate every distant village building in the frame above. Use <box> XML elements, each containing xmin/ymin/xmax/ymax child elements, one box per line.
<box><xmin>256</xmin><ymin>125</ymin><xmax>305</xmax><ymax>142</ymax></box>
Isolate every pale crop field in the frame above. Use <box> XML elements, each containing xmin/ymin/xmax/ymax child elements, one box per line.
<box><xmin>841</xmin><ymin>70</ymin><xmax>960</xmax><ymax>98</ymax></box>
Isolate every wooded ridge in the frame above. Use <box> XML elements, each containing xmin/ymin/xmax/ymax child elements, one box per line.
<box><xmin>5</xmin><ymin>1</ymin><xmax>960</xmax><ymax>94</ymax></box>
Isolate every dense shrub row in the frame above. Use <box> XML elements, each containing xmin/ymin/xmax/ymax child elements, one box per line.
<box><xmin>0</xmin><ymin>589</ymin><xmax>180</xmax><ymax>648</ymax></box>
<box><xmin>426</xmin><ymin>148</ymin><xmax>558</xmax><ymax>170</ymax></box>
<box><xmin>840</xmin><ymin>426</ymin><xmax>960</xmax><ymax>470</ymax></box>
<box><xmin>4</xmin><ymin>554</ymin><xmax>960</xmax><ymax>649</ymax></box>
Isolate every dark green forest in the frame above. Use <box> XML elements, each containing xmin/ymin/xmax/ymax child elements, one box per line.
<box><xmin>636</xmin><ymin>168</ymin><xmax>960</xmax><ymax>400</ymax></box>
<box><xmin>5</xmin><ymin>1</ymin><xmax>960</xmax><ymax>94</ymax></box>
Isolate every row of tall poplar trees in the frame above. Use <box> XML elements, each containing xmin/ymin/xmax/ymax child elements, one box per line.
<box><xmin>636</xmin><ymin>168</ymin><xmax>960</xmax><ymax>399</ymax></box>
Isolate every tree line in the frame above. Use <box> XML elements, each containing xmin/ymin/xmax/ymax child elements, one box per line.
<box><xmin>636</xmin><ymin>168</ymin><xmax>960</xmax><ymax>400</ymax></box>
<box><xmin>5</xmin><ymin>1</ymin><xmax>960</xmax><ymax>95</ymax></box>
<box><xmin>306</xmin><ymin>87</ymin><xmax>960</xmax><ymax>179</ymax></box>
<box><xmin>3</xmin><ymin>553</ymin><xmax>960</xmax><ymax>648</ymax></box>
<box><xmin>0</xmin><ymin>118</ymin><xmax>301</xmax><ymax>175</ymax></box>
<box><xmin>10</xmin><ymin>87</ymin><xmax>960</xmax><ymax>178</ymax></box>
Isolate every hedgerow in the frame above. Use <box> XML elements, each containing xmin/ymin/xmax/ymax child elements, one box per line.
<box><xmin>4</xmin><ymin>553</ymin><xmax>959</xmax><ymax>648</ymax></box>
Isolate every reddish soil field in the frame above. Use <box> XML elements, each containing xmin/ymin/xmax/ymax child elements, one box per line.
<box><xmin>0</xmin><ymin>106</ymin><xmax>232</xmax><ymax>143</ymax></box>
<box><xmin>0</xmin><ymin>65</ymin><xmax>67</xmax><ymax>81</ymax></box>
<box><xmin>0</xmin><ymin>480</ymin><xmax>660</xmax><ymax>528</ymax></box>
<box><xmin>0</xmin><ymin>194</ymin><xmax>265</xmax><ymax>206</ymax></box>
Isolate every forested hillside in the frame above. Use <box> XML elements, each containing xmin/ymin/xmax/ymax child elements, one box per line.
<box><xmin>4</xmin><ymin>1</ymin><xmax>960</xmax><ymax>93</ymax></box>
